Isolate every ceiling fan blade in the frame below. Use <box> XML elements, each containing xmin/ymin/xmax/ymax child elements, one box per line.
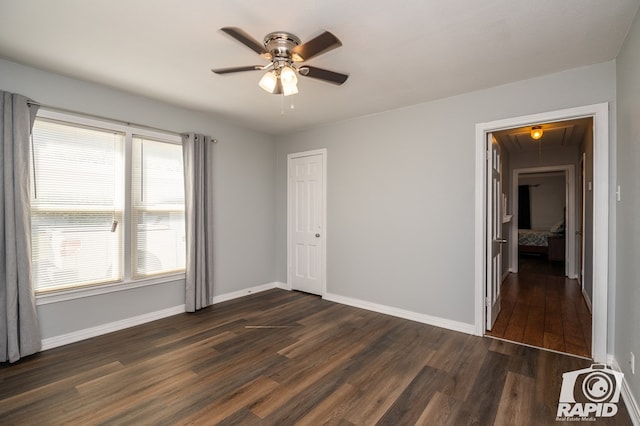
<box><xmin>220</xmin><ymin>27</ymin><xmax>268</xmax><ymax>57</ymax></box>
<box><xmin>292</xmin><ymin>31</ymin><xmax>342</xmax><ymax>62</ymax></box>
<box><xmin>299</xmin><ymin>66</ymin><xmax>349</xmax><ymax>85</ymax></box>
<box><xmin>212</xmin><ymin>65</ymin><xmax>263</xmax><ymax>74</ymax></box>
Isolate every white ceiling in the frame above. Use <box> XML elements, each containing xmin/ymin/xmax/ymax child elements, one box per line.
<box><xmin>0</xmin><ymin>1</ymin><xmax>638</xmax><ymax>135</ymax></box>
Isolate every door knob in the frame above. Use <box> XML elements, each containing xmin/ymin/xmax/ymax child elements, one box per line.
<box><xmin>494</xmin><ymin>239</ymin><xmax>508</xmax><ymax>244</ymax></box>
<box><xmin>315</xmin><ymin>233</ymin><xmax>320</xmax><ymax>238</ymax></box>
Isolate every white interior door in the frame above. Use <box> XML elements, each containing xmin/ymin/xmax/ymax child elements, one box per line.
<box><xmin>288</xmin><ymin>151</ymin><xmax>325</xmax><ymax>295</ymax></box>
<box><xmin>486</xmin><ymin>134</ymin><xmax>503</xmax><ymax>330</ymax></box>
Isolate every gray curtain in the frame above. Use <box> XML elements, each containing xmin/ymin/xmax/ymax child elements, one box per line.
<box><xmin>1</xmin><ymin>91</ymin><xmax>41</xmax><ymax>363</ymax></box>
<box><xmin>182</xmin><ymin>133</ymin><xmax>214</xmax><ymax>312</ymax></box>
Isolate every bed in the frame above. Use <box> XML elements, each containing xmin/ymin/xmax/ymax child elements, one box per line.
<box><xmin>518</xmin><ymin>229</ymin><xmax>559</xmax><ymax>256</ymax></box>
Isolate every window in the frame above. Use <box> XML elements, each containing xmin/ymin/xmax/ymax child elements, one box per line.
<box><xmin>132</xmin><ymin>137</ymin><xmax>185</xmax><ymax>277</ymax></box>
<box><xmin>30</xmin><ymin>111</ymin><xmax>184</xmax><ymax>293</ymax></box>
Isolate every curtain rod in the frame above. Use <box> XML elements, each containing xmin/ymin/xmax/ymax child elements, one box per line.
<box><xmin>26</xmin><ymin>100</ymin><xmax>195</xmax><ymax>139</ymax></box>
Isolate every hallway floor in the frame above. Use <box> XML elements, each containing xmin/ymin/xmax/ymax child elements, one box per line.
<box><xmin>486</xmin><ymin>255</ymin><xmax>592</xmax><ymax>358</ymax></box>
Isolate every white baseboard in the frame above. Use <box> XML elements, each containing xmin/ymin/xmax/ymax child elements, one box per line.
<box><xmin>501</xmin><ymin>270</ymin><xmax>510</xmax><ymax>282</ymax></box>
<box><xmin>41</xmin><ymin>281</ymin><xmax>287</xmax><ymax>351</ymax></box>
<box><xmin>276</xmin><ymin>281</ymin><xmax>291</xmax><ymax>290</ymax></box>
<box><xmin>610</xmin><ymin>356</ymin><xmax>640</xmax><ymax>425</ymax></box>
<box><xmin>41</xmin><ymin>304</ymin><xmax>186</xmax><ymax>351</ymax></box>
<box><xmin>210</xmin><ymin>281</ymin><xmax>281</xmax><ymax>304</ymax></box>
<box><xmin>582</xmin><ymin>287</ymin><xmax>593</xmax><ymax>313</ymax></box>
<box><xmin>323</xmin><ymin>292</ymin><xmax>476</xmax><ymax>335</ymax></box>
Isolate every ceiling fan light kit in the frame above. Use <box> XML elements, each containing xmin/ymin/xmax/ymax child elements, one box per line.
<box><xmin>212</xmin><ymin>27</ymin><xmax>348</xmax><ymax>97</ymax></box>
<box><xmin>258</xmin><ymin>70</ymin><xmax>278</xmax><ymax>93</ymax></box>
<box><xmin>279</xmin><ymin>66</ymin><xmax>298</xmax><ymax>95</ymax></box>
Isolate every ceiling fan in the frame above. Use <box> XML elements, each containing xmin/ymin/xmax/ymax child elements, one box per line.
<box><xmin>212</xmin><ymin>27</ymin><xmax>349</xmax><ymax>96</ymax></box>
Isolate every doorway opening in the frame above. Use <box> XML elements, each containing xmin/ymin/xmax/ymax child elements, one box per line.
<box><xmin>474</xmin><ymin>103</ymin><xmax>609</xmax><ymax>362</ymax></box>
<box><xmin>487</xmin><ymin>160</ymin><xmax>591</xmax><ymax>357</ymax></box>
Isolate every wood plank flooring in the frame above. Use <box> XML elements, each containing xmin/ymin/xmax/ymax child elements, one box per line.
<box><xmin>487</xmin><ymin>256</ymin><xmax>592</xmax><ymax>357</ymax></box>
<box><xmin>0</xmin><ymin>288</ymin><xmax>631</xmax><ymax>425</ymax></box>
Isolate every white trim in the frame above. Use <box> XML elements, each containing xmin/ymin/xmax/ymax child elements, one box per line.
<box><xmin>323</xmin><ymin>292</ymin><xmax>476</xmax><ymax>335</ymax></box>
<box><xmin>210</xmin><ymin>282</ymin><xmax>281</xmax><ymax>304</ymax></box>
<box><xmin>287</xmin><ymin>148</ymin><xmax>328</xmax><ymax>296</ymax></box>
<box><xmin>474</xmin><ymin>122</ymin><xmax>487</xmax><ymax>337</ymax></box>
<box><xmin>474</xmin><ymin>103</ymin><xmax>609</xmax><ymax>363</ymax></box>
<box><xmin>582</xmin><ymin>287</ymin><xmax>593</xmax><ymax>314</ymax></box>
<box><xmin>501</xmin><ymin>269</ymin><xmax>510</xmax><ymax>283</ymax></box>
<box><xmin>592</xmin><ymin>105</ymin><xmax>610</xmax><ymax>365</ymax></box>
<box><xmin>579</xmin><ymin>153</ymin><xmax>587</xmax><ymax>291</ymax></box>
<box><xmin>610</xmin><ymin>357</ymin><xmax>640</xmax><ymax>426</ymax></box>
<box><xmin>41</xmin><ymin>304</ymin><xmax>186</xmax><ymax>350</ymax></box>
<box><xmin>36</xmin><ymin>273</ymin><xmax>186</xmax><ymax>305</ymax></box>
<box><xmin>510</xmin><ymin>165</ymin><xmax>576</xmax><ymax>278</ymax></box>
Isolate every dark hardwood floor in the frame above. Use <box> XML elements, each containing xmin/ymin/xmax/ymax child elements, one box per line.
<box><xmin>487</xmin><ymin>255</ymin><xmax>592</xmax><ymax>358</ymax></box>
<box><xmin>0</xmin><ymin>288</ymin><xmax>631</xmax><ymax>425</ymax></box>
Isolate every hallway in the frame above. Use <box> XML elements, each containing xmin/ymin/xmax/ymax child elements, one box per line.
<box><xmin>486</xmin><ymin>256</ymin><xmax>592</xmax><ymax>358</ymax></box>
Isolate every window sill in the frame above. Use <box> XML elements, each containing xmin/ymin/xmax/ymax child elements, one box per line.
<box><xmin>35</xmin><ymin>273</ymin><xmax>186</xmax><ymax>306</ymax></box>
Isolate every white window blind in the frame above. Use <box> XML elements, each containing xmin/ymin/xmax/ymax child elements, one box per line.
<box><xmin>132</xmin><ymin>136</ymin><xmax>185</xmax><ymax>277</ymax></box>
<box><xmin>31</xmin><ymin>118</ymin><xmax>124</xmax><ymax>291</ymax></box>
<box><xmin>30</xmin><ymin>111</ymin><xmax>186</xmax><ymax>294</ymax></box>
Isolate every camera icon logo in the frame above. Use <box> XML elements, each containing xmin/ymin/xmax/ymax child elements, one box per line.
<box><xmin>557</xmin><ymin>364</ymin><xmax>624</xmax><ymax>419</ymax></box>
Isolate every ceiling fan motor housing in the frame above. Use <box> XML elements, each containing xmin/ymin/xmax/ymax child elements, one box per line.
<box><xmin>263</xmin><ymin>32</ymin><xmax>301</xmax><ymax>63</ymax></box>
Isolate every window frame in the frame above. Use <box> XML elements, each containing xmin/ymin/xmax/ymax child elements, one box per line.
<box><xmin>131</xmin><ymin>135</ymin><xmax>186</xmax><ymax>279</ymax></box>
<box><xmin>32</xmin><ymin>109</ymin><xmax>185</xmax><ymax>302</ymax></box>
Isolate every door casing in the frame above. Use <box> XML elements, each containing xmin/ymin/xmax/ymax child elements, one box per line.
<box><xmin>579</xmin><ymin>153</ymin><xmax>587</xmax><ymax>298</ymax></box>
<box><xmin>474</xmin><ymin>103</ymin><xmax>609</xmax><ymax>362</ymax></box>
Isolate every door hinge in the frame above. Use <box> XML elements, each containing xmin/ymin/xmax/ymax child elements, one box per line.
<box><xmin>485</xmin><ymin>297</ymin><xmax>490</xmax><ymax>307</ymax></box>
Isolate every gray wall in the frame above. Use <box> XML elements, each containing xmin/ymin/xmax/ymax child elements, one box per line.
<box><xmin>276</xmin><ymin>61</ymin><xmax>616</xmax><ymax>326</ymax></box>
<box><xmin>519</xmin><ymin>174</ymin><xmax>566</xmax><ymax>231</ymax></box>
<box><xmin>0</xmin><ymin>58</ymin><xmax>277</xmax><ymax>340</ymax></box>
<box><xmin>615</xmin><ymin>7</ymin><xmax>640</xmax><ymax>412</ymax></box>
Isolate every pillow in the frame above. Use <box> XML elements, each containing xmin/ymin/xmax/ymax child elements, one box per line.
<box><xmin>550</xmin><ymin>219</ymin><xmax>565</xmax><ymax>234</ymax></box>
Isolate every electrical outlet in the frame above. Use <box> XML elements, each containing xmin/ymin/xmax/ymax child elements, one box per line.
<box><xmin>631</xmin><ymin>352</ymin><xmax>635</xmax><ymax>375</ymax></box>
